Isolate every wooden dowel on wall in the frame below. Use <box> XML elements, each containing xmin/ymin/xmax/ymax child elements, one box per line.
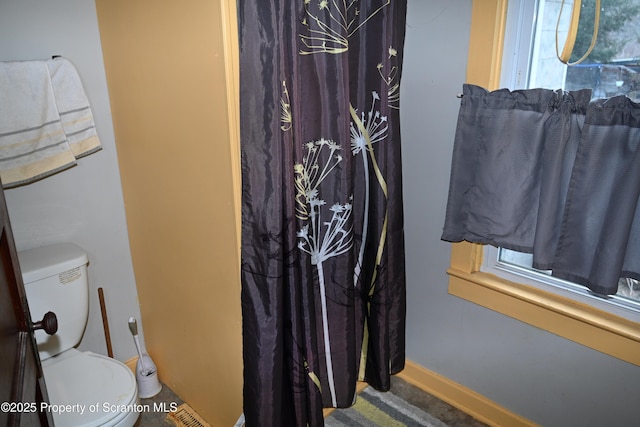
<box><xmin>98</xmin><ymin>287</ymin><xmax>114</xmax><ymax>358</ymax></box>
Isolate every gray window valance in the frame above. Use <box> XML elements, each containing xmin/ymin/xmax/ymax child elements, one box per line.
<box><xmin>442</xmin><ymin>84</ymin><xmax>640</xmax><ymax>296</ymax></box>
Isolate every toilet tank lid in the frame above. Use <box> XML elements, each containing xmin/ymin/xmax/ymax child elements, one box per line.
<box><xmin>18</xmin><ymin>243</ymin><xmax>88</xmax><ymax>284</ymax></box>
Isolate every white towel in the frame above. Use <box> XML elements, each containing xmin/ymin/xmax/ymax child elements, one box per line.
<box><xmin>0</xmin><ymin>57</ymin><xmax>102</xmax><ymax>188</ymax></box>
<box><xmin>47</xmin><ymin>57</ymin><xmax>102</xmax><ymax>159</ymax></box>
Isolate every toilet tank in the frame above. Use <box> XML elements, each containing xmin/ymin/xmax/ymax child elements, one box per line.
<box><xmin>18</xmin><ymin>243</ymin><xmax>90</xmax><ymax>361</ymax></box>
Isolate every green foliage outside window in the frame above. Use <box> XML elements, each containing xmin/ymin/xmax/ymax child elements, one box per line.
<box><xmin>571</xmin><ymin>0</ymin><xmax>640</xmax><ymax>63</ymax></box>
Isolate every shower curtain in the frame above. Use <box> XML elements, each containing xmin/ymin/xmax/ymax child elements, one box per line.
<box><xmin>442</xmin><ymin>84</ymin><xmax>640</xmax><ymax>296</ymax></box>
<box><xmin>238</xmin><ymin>1</ymin><xmax>407</xmax><ymax>426</ymax></box>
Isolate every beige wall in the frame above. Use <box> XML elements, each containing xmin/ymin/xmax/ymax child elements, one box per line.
<box><xmin>94</xmin><ymin>1</ymin><xmax>242</xmax><ymax>425</ymax></box>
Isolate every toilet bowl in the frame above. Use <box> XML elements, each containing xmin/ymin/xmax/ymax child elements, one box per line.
<box><xmin>41</xmin><ymin>350</ymin><xmax>139</xmax><ymax>427</ymax></box>
<box><xmin>19</xmin><ymin>243</ymin><xmax>140</xmax><ymax>427</ymax></box>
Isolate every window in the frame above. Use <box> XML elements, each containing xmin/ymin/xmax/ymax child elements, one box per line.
<box><xmin>447</xmin><ymin>0</ymin><xmax>640</xmax><ymax>367</ymax></box>
<box><xmin>503</xmin><ymin>0</ymin><xmax>640</xmax><ymax>100</ymax></box>
<box><xmin>490</xmin><ymin>0</ymin><xmax>640</xmax><ymax>318</ymax></box>
<box><xmin>483</xmin><ymin>246</ymin><xmax>640</xmax><ymax>323</ymax></box>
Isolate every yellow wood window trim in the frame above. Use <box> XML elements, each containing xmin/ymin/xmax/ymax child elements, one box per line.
<box><xmin>450</xmin><ymin>0</ymin><xmax>640</xmax><ymax>367</ymax></box>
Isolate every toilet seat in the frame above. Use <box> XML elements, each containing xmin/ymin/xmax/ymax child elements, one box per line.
<box><xmin>42</xmin><ymin>349</ymin><xmax>139</xmax><ymax>427</ymax></box>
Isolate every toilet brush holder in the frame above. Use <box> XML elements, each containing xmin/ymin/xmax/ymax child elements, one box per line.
<box><xmin>136</xmin><ymin>355</ymin><xmax>162</xmax><ymax>398</ymax></box>
<box><xmin>128</xmin><ymin>316</ymin><xmax>162</xmax><ymax>398</ymax></box>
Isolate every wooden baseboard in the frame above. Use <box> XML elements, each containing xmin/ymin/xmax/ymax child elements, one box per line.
<box><xmin>398</xmin><ymin>360</ymin><xmax>538</xmax><ymax>427</ymax></box>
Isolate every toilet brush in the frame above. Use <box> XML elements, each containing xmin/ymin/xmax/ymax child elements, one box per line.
<box><xmin>128</xmin><ymin>317</ymin><xmax>162</xmax><ymax>398</ymax></box>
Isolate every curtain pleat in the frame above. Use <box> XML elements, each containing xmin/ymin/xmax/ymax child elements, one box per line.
<box><xmin>239</xmin><ymin>1</ymin><xmax>407</xmax><ymax>425</ymax></box>
<box><xmin>531</xmin><ymin>88</ymin><xmax>591</xmax><ymax>270</ymax></box>
<box><xmin>442</xmin><ymin>84</ymin><xmax>640</xmax><ymax>296</ymax></box>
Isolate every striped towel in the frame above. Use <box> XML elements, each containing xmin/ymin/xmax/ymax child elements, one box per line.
<box><xmin>325</xmin><ymin>386</ymin><xmax>450</xmax><ymax>427</ymax></box>
<box><xmin>0</xmin><ymin>57</ymin><xmax>101</xmax><ymax>188</ymax></box>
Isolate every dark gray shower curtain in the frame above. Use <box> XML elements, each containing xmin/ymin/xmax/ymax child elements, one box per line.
<box><xmin>442</xmin><ymin>84</ymin><xmax>640</xmax><ymax>296</ymax></box>
<box><xmin>238</xmin><ymin>1</ymin><xmax>407</xmax><ymax>426</ymax></box>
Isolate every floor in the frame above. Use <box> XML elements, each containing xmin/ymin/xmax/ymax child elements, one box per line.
<box><xmin>388</xmin><ymin>376</ymin><xmax>488</xmax><ymax>427</ymax></box>
<box><xmin>134</xmin><ymin>384</ymin><xmax>184</xmax><ymax>426</ymax></box>
<box><xmin>135</xmin><ymin>377</ymin><xmax>488</xmax><ymax>426</ymax></box>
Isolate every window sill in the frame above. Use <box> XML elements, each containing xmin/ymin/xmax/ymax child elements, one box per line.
<box><xmin>447</xmin><ymin>242</ymin><xmax>640</xmax><ymax>366</ymax></box>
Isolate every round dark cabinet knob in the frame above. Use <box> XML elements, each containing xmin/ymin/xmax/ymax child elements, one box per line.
<box><xmin>33</xmin><ymin>311</ymin><xmax>58</xmax><ymax>335</ymax></box>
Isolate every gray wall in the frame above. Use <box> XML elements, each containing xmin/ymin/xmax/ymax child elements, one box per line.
<box><xmin>0</xmin><ymin>0</ymin><xmax>143</xmax><ymax>362</ymax></box>
<box><xmin>401</xmin><ymin>1</ymin><xmax>640</xmax><ymax>426</ymax></box>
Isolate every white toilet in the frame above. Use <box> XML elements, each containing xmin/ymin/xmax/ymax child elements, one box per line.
<box><xmin>19</xmin><ymin>243</ymin><xmax>140</xmax><ymax>427</ymax></box>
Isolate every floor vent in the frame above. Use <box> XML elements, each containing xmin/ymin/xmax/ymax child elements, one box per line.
<box><xmin>167</xmin><ymin>403</ymin><xmax>210</xmax><ymax>427</ymax></box>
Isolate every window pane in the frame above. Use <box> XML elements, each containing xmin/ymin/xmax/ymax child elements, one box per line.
<box><xmin>530</xmin><ymin>0</ymin><xmax>640</xmax><ymax>101</ymax></box>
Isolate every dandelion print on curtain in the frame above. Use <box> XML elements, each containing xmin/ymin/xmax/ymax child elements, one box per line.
<box><xmin>238</xmin><ymin>1</ymin><xmax>407</xmax><ymax>425</ymax></box>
